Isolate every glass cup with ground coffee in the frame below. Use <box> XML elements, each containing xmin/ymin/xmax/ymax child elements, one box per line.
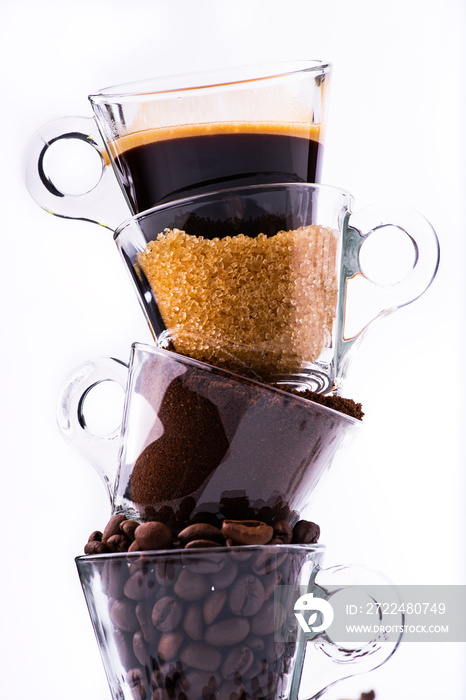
<box><xmin>25</xmin><ymin>60</ymin><xmax>330</xmax><ymax>229</ymax></box>
<box><xmin>114</xmin><ymin>183</ymin><xmax>439</xmax><ymax>394</ymax></box>
<box><xmin>57</xmin><ymin>342</ymin><xmax>362</xmax><ymax>525</ymax></box>
<box><xmin>76</xmin><ymin>544</ymin><xmax>403</xmax><ymax>700</ymax></box>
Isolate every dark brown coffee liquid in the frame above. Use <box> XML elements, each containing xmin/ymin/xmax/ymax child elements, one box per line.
<box><xmin>110</xmin><ymin>123</ymin><xmax>322</xmax><ymax>212</ymax></box>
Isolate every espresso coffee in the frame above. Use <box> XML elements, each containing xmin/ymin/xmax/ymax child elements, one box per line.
<box><xmin>110</xmin><ymin>122</ymin><xmax>322</xmax><ymax>212</ymax></box>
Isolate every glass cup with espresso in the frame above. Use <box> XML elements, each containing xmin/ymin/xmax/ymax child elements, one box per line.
<box><xmin>25</xmin><ymin>60</ymin><xmax>330</xmax><ymax>228</ymax></box>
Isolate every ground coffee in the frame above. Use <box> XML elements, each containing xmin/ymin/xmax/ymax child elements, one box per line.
<box><xmin>120</xmin><ymin>356</ymin><xmax>361</xmax><ymax>525</ymax></box>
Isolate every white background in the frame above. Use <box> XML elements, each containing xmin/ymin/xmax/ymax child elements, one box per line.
<box><xmin>1</xmin><ymin>1</ymin><xmax>465</xmax><ymax>698</ymax></box>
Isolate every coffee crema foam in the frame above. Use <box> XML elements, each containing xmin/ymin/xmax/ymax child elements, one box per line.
<box><xmin>137</xmin><ymin>225</ymin><xmax>338</xmax><ymax>380</ymax></box>
<box><xmin>109</xmin><ymin>121</ymin><xmax>321</xmax><ymax>157</ymax></box>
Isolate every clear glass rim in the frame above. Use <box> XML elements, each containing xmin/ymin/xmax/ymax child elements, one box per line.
<box><xmin>125</xmin><ymin>342</ymin><xmax>360</xmax><ymax>426</ymax></box>
<box><xmin>75</xmin><ymin>542</ymin><xmax>326</xmax><ymax>564</ymax></box>
<box><xmin>114</xmin><ymin>182</ymin><xmax>353</xmax><ymax>240</ymax></box>
<box><xmin>89</xmin><ymin>60</ymin><xmax>331</xmax><ymax>102</ymax></box>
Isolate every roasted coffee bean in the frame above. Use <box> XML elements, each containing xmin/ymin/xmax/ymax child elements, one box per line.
<box><xmin>222</xmin><ymin>520</ymin><xmax>273</xmax><ymax>545</ymax></box>
<box><xmin>174</xmin><ymin>569</ymin><xmax>210</xmax><ymax>600</ymax></box>
<box><xmin>110</xmin><ymin>599</ymin><xmax>140</xmax><ymax>633</ymax></box>
<box><xmin>158</xmin><ymin>631</ymin><xmax>184</xmax><ymax>661</ymax></box>
<box><xmin>252</xmin><ymin>550</ymin><xmax>288</xmax><ymax>576</ymax></box>
<box><xmin>228</xmin><ymin>575</ymin><xmax>265</xmax><ymax>616</ymax></box>
<box><xmin>183</xmin><ymin>603</ymin><xmax>203</xmax><ymax>641</ymax></box>
<box><xmin>180</xmin><ymin>642</ymin><xmax>222</xmax><ymax>672</ymax></box>
<box><xmin>272</xmin><ymin>521</ymin><xmax>293</xmax><ymax>544</ymax></box>
<box><xmin>136</xmin><ymin>602</ymin><xmax>159</xmax><ymax>644</ymax></box>
<box><xmin>88</xmin><ymin>530</ymin><xmax>103</xmax><ymax>542</ymax></box>
<box><xmin>124</xmin><ymin>570</ymin><xmax>157</xmax><ymax>600</ymax></box>
<box><xmin>102</xmin><ymin>514</ymin><xmax>127</xmax><ymax>542</ymax></box>
<box><xmin>183</xmin><ymin>552</ymin><xmax>225</xmax><ymax>574</ymax></box>
<box><xmin>209</xmin><ymin>560</ymin><xmax>239</xmax><ymax>593</ymax></box>
<box><xmin>221</xmin><ymin>645</ymin><xmax>254</xmax><ymax>680</ymax></box>
<box><xmin>203</xmin><ymin>590</ymin><xmax>227</xmax><ymax>625</ymax></box>
<box><xmin>204</xmin><ymin>617</ymin><xmax>250</xmax><ymax>646</ymax></box>
<box><xmin>292</xmin><ymin>520</ymin><xmax>320</xmax><ymax>544</ymax></box>
<box><xmin>106</xmin><ymin>534</ymin><xmax>131</xmax><ymax>552</ymax></box>
<box><xmin>152</xmin><ymin>596</ymin><xmax>183</xmax><ymax>632</ymax></box>
<box><xmin>184</xmin><ymin>539</ymin><xmax>222</xmax><ymax>549</ymax></box>
<box><xmin>135</xmin><ymin>522</ymin><xmax>174</xmax><ymax>551</ymax></box>
<box><xmin>121</xmin><ymin>519</ymin><xmax>141</xmax><ymax>540</ymax></box>
<box><xmin>178</xmin><ymin>523</ymin><xmax>225</xmax><ymax>546</ymax></box>
<box><xmin>84</xmin><ymin>540</ymin><xmax>113</xmax><ymax>555</ymax></box>
<box><xmin>250</xmin><ymin>600</ymin><xmax>286</xmax><ymax>636</ymax></box>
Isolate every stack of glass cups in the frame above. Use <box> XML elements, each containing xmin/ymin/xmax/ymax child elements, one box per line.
<box><xmin>26</xmin><ymin>61</ymin><xmax>439</xmax><ymax>700</ymax></box>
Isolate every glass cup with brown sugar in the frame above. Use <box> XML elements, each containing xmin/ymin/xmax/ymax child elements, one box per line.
<box><xmin>114</xmin><ymin>182</ymin><xmax>439</xmax><ymax>394</ymax></box>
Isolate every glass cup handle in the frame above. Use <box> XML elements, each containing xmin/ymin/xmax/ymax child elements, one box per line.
<box><xmin>336</xmin><ymin>203</ymin><xmax>440</xmax><ymax>383</ymax></box>
<box><xmin>56</xmin><ymin>357</ymin><xmax>128</xmax><ymax>505</ymax></box>
<box><xmin>291</xmin><ymin>563</ymin><xmax>404</xmax><ymax>700</ymax></box>
<box><xmin>24</xmin><ymin>117</ymin><xmax>131</xmax><ymax>230</ymax></box>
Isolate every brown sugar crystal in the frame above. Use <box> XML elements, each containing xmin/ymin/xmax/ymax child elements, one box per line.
<box><xmin>137</xmin><ymin>225</ymin><xmax>339</xmax><ymax>380</ymax></box>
